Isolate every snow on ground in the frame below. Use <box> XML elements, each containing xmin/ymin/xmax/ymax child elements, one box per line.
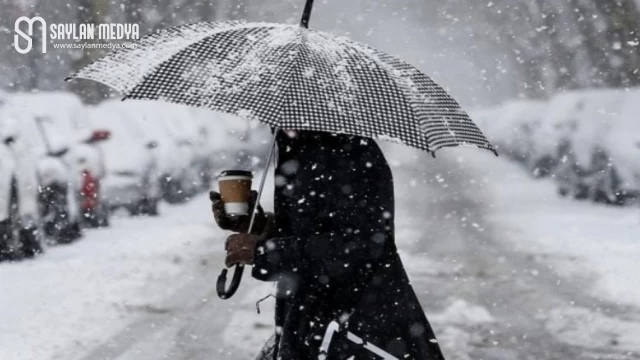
<box><xmin>0</xmin><ymin>197</ymin><xmax>219</xmax><ymax>360</ymax></box>
<box><xmin>459</xmin><ymin>150</ymin><xmax>640</xmax><ymax>307</ymax></box>
<box><xmin>221</xmin><ymin>283</ymin><xmax>275</xmax><ymax>358</ymax></box>
<box><xmin>545</xmin><ymin>306</ymin><xmax>640</xmax><ymax>352</ymax></box>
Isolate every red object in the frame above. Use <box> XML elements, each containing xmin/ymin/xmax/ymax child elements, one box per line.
<box><xmin>88</xmin><ymin>129</ymin><xmax>111</xmax><ymax>143</ymax></box>
<box><xmin>81</xmin><ymin>170</ymin><xmax>98</xmax><ymax>209</ymax></box>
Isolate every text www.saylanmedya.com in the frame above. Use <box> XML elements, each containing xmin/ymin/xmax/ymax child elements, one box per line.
<box><xmin>51</xmin><ymin>42</ymin><xmax>138</xmax><ymax>50</ymax></box>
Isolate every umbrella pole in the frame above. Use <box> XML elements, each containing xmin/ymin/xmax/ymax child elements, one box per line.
<box><xmin>247</xmin><ymin>128</ymin><xmax>278</xmax><ymax>233</ymax></box>
<box><xmin>217</xmin><ymin>128</ymin><xmax>278</xmax><ymax>300</ymax></box>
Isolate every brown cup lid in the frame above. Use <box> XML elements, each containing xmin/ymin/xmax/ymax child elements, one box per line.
<box><xmin>218</xmin><ymin>170</ymin><xmax>253</xmax><ymax>178</ymax></box>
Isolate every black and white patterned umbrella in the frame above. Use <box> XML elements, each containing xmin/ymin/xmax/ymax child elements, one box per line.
<box><xmin>68</xmin><ymin>18</ymin><xmax>495</xmax><ymax>158</ymax></box>
<box><xmin>68</xmin><ymin>0</ymin><xmax>497</xmax><ymax>301</ymax></box>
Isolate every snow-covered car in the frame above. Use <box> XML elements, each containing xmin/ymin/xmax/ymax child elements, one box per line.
<box><xmin>3</xmin><ymin>93</ymin><xmax>105</xmax><ymax>241</ymax></box>
<box><xmin>157</xmin><ymin>109</ymin><xmax>204</xmax><ymax>201</ymax></box>
<box><xmin>0</xmin><ymin>106</ymin><xmax>44</xmax><ymax>256</ymax></box>
<box><xmin>87</xmin><ymin>103</ymin><xmax>161</xmax><ymax>216</ymax></box>
<box><xmin>0</xmin><ymin>140</ymin><xmax>43</xmax><ymax>259</ymax></box>
<box><xmin>185</xmin><ymin>107</ymin><xmax>218</xmax><ymax>190</ymax></box>
<box><xmin>0</xmin><ymin>143</ymin><xmax>19</xmax><ymax>259</ymax></box>
<box><xmin>200</xmin><ymin>111</ymin><xmax>273</xmax><ymax>174</ymax></box>
<box><xmin>474</xmin><ymin>100</ymin><xmax>548</xmax><ymax>175</ymax></box>
<box><xmin>530</xmin><ymin>92</ymin><xmax>586</xmax><ymax>179</ymax></box>
<box><xmin>114</xmin><ymin>100</ymin><xmax>201</xmax><ymax>204</ymax></box>
<box><xmin>541</xmin><ymin>90</ymin><xmax>624</xmax><ymax>203</ymax></box>
<box><xmin>604</xmin><ymin>89</ymin><xmax>640</xmax><ymax>204</ymax></box>
<box><xmin>13</xmin><ymin>92</ymin><xmax>111</xmax><ymax>228</ymax></box>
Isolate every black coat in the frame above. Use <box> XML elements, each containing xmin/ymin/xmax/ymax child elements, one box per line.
<box><xmin>252</xmin><ymin>131</ymin><xmax>445</xmax><ymax>360</ymax></box>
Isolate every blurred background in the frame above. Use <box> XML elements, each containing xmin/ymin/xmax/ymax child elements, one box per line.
<box><xmin>1</xmin><ymin>1</ymin><xmax>640</xmax><ymax>360</ymax></box>
<box><xmin>3</xmin><ymin>0</ymin><xmax>640</xmax><ymax>104</ymax></box>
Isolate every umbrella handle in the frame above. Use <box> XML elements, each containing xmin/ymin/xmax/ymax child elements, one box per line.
<box><xmin>216</xmin><ymin>129</ymin><xmax>278</xmax><ymax>300</ymax></box>
<box><xmin>217</xmin><ymin>265</ymin><xmax>244</xmax><ymax>299</ymax></box>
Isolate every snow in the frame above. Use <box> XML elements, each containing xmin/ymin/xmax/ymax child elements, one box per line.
<box><xmin>568</xmin><ymin>89</ymin><xmax>624</xmax><ymax>166</ymax></box>
<box><xmin>221</xmin><ymin>283</ymin><xmax>276</xmax><ymax>358</ymax></box>
<box><xmin>462</xmin><ymin>151</ymin><xmax>640</xmax><ymax>307</ymax></box>
<box><xmin>474</xmin><ymin>99</ymin><xmax>547</xmax><ymax>162</ymax></box>
<box><xmin>533</xmin><ymin>92</ymin><xmax>586</xmax><ymax>160</ymax></box>
<box><xmin>607</xmin><ymin>90</ymin><xmax>640</xmax><ymax>190</ymax></box>
<box><xmin>473</xmin><ymin>87</ymin><xmax>640</xmax><ymax>201</ymax></box>
<box><xmin>0</xmin><ymin>196</ymin><xmax>218</xmax><ymax>360</ymax></box>
<box><xmin>431</xmin><ymin>299</ymin><xmax>495</xmax><ymax>325</ymax></box>
<box><xmin>545</xmin><ymin>306</ymin><xmax>640</xmax><ymax>352</ymax></box>
<box><xmin>2</xmin><ymin>144</ymin><xmax>640</xmax><ymax>358</ymax></box>
<box><xmin>6</xmin><ymin>92</ymin><xmax>89</xmax><ymax>152</ymax></box>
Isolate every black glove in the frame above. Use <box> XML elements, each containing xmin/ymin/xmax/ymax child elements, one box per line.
<box><xmin>210</xmin><ymin>190</ymin><xmax>267</xmax><ymax>234</ymax></box>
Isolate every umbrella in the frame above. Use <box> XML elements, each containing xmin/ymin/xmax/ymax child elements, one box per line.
<box><xmin>67</xmin><ymin>0</ymin><xmax>497</xmax><ymax>299</ymax></box>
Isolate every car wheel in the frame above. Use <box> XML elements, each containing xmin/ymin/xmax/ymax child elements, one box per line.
<box><xmin>58</xmin><ymin>221</ymin><xmax>82</xmax><ymax>244</ymax></box>
<box><xmin>558</xmin><ymin>187</ymin><xmax>569</xmax><ymax>197</ymax></box>
<box><xmin>84</xmin><ymin>204</ymin><xmax>110</xmax><ymax>228</ymax></box>
<box><xmin>144</xmin><ymin>198</ymin><xmax>159</xmax><ymax>216</ymax></box>
<box><xmin>99</xmin><ymin>206</ymin><xmax>111</xmax><ymax>227</ymax></box>
<box><xmin>20</xmin><ymin>226</ymin><xmax>43</xmax><ymax>258</ymax></box>
<box><xmin>40</xmin><ymin>183</ymin><xmax>82</xmax><ymax>244</ymax></box>
<box><xmin>134</xmin><ymin>198</ymin><xmax>159</xmax><ymax>216</ymax></box>
<box><xmin>82</xmin><ymin>209</ymin><xmax>98</xmax><ymax>228</ymax></box>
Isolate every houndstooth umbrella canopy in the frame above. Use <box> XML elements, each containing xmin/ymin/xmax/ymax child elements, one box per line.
<box><xmin>69</xmin><ymin>20</ymin><xmax>496</xmax><ymax>156</ymax></box>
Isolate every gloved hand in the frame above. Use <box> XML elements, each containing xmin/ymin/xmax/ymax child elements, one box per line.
<box><xmin>210</xmin><ymin>190</ymin><xmax>269</xmax><ymax>235</ymax></box>
<box><xmin>225</xmin><ymin>233</ymin><xmax>261</xmax><ymax>267</ymax></box>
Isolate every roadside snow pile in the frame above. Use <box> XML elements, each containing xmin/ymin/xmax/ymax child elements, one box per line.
<box><xmin>473</xmin><ymin>88</ymin><xmax>640</xmax><ymax>206</ymax></box>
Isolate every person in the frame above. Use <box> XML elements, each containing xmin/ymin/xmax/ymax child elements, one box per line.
<box><xmin>210</xmin><ymin>130</ymin><xmax>445</xmax><ymax>360</ymax></box>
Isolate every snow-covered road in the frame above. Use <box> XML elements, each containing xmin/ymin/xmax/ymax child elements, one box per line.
<box><xmin>2</xmin><ymin>147</ymin><xmax>639</xmax><ymax>360</ymax></box>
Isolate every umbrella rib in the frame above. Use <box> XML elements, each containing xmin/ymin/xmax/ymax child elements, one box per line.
<box><xmin>271</xmin><ymin>30</ymin><xmax>307</xmax><ymax>127</ymax></box>
<box><xmin>342</xmin><ymin>40</ymin><xmax>432</xmax><ymax>155</ymax></box>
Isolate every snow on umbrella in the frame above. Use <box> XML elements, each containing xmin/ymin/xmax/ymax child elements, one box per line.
<box><xmin>67</xmin><ymin>23</ymin><xmax>495</xmax><ymax>157</ymax></box>
<box><xmin>67</xmin><ymin>0</ymin><xmax>497</xmax><ymax>300</ymax></box>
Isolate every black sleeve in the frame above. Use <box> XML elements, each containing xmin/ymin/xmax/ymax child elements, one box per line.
<box><xmin>251</xmin><ymin>198</ymin><xmax>391</xmax><ymax>288</ymax></box>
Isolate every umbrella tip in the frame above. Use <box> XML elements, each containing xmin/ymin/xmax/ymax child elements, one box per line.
<box><xmin>64</xmin><ymin>76</ymin><xmax>73</xmax><ymax>82</ymax></box>
<box><xmin>300</xmin><ymin>0</ymin><xmax>315</xmax><ymax>28</ymax></box>
<box><xmin>431</xmin><ymin>151</ymin><xmax>436</xmax><ymax>159</ymax></box>
<box><xmin>492</xmin><ymin>149</ymin><xmax>499</xmax><ymax>157</ymax></box>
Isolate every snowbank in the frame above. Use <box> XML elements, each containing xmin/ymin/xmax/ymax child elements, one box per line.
<box><xmin>473</xmin><ymin>88</ymin><xmax>640</xmax><ymax>205</ymax></box>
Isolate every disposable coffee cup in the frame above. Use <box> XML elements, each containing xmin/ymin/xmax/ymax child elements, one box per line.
<box><xmin>217</xmin><ymin>170</ymin><xmax>253</xmax><ymax>216</ymax></box>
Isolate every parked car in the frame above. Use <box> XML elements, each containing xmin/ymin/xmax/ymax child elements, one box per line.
<box><xmin>186</xmin><ymin>107</ymin><xmax>217</xmax><ymax>191</ymax></box>
<box><xmin>19</xmin><ymin>92</ymin><xmax>111</xmax><ymax>228</ymax></box>
<box><xmin>603</xmin><ymin>89</ymin><xmax>640</xmax><ymax>205</ymax></box>
<box><xmin>0</xmin><ymin>106</ymin><xmax>44</xmax><ymax>257</ymax></box>
<box><xmin>158</xmin><ymin>107</ymin><xmax>204</xmax><ymax>201</ymax></box>
<box><xmin>541</xmin><ymin>90</ymin><xmax>624</xmax><ymax>204</ymax></box>
<box><xmin>0</xmin><ymin>143</ymin><xmax>20</xmax><ymax>259</ymax></box>
<box><xmin>3</xmin><ymin>93</ymin><xmax>100</xmax><ymax>242</ymax></box>
<box><xmin>199</xmin><ymin>111</ymin><xmax>273</xmax><ymax>173</ymax></box>
<box><xmin>87</xmin><ymin>103</ymin><xmax>161</xmax><ymax>216</ymax></box>
<box><xmin>113</xmin><ymin>100</ymin><xmax>200</xmax><ymax>204</ymax></box>
<box><xmin>475</xmin><ymin>100</ymin><xmax>548</xmax><ymax>174</ymax></box>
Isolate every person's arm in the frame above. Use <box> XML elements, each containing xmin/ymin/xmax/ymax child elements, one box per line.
<box><xmin>251</xmin><ymin>207</ymin><xmax>390</xmax><ymax>287</ymax></box>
